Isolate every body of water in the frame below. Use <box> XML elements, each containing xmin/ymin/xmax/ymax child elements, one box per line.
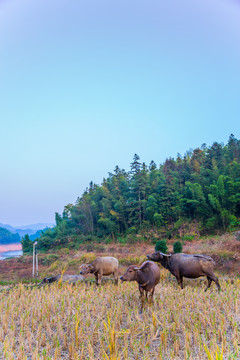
<box><xmin>0</xmin><ymin>250</ymin><xmax>23</xmax><ymax>260</ymax></box>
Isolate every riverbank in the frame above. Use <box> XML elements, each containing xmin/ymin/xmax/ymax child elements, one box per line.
<box><xmin>0</xmin><ymin>243</ymin><xmax>22</xmax><ymax>253</ymax></box>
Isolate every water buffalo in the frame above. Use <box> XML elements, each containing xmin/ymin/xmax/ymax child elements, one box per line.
<box><xmin>120</xmin><ymin>261</ymin><xmax>160</xmax><ymax>312</ymax></box>
<box><xmin>147</xmin><ymin>252</ymin><xmax>220</xmax><ymax>291</ymax></box>
<box><xmin>80</xmin><ymin>256</ymin><xmax>118</xmax><ymax>285</ymax></box>
<box><xmin>38</xmin><ymin>274</ymin><xmax>85</xmax><ymax>285</ymax></box>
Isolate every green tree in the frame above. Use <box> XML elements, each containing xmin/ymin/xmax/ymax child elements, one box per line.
<box><xmin>155</xmin><ymin>239</ymin><xmax>168</xmax><ymax>253</ymax></box>
<box><xmin>34</xmin><ymin>135</ymin><xmax>240</xmax><ymax>252</ymax></box>
<box><xmin>173</xmin><ymin>241</ymin><xmax>183</xmax><ymax>253</ymax></box>
<box><xmin>21</xmin><ymin>234</ymin><xmax>32</xmax><ymax>254</ymax></box>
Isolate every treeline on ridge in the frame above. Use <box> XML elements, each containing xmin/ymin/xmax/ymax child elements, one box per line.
<box><xmin>22</xmin><ymin>134</ymin><xmax>240</xmax><ymax>252</ymax></box>
<box><xmin>0</xmin><ymin>227</ymin><xmax>21</xmax><ymax>244</ymax></box>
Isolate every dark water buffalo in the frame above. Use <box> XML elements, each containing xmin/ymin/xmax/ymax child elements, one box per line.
<box><xmin>39</xmin><ymin>274</ymin><xmax>85</xmax><ymax>285</ymax></box>
<box><xmin>120</xmin><ymin>261</ymin><xmax>160</xmax><ymax>312</ymax></box>
<box><xmin>147</xmin><ymin>252</ymin><xmax>220</xmax><ymax>291</ymax></box>
<box><xmin>80</xmin><ymin>256</ymin><xmax>119</xmax><ymax>285</ymax></box>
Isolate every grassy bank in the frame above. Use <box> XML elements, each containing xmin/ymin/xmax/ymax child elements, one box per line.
<box><xmin>1</xmin><ymin>233</ymin><xmax>239</xmax><ymax>283</ymax></box>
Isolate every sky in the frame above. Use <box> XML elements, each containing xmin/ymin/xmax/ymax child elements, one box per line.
<box><xmin>0</xmin><ymin>0</ymin><xmax>240</xmax><ymax>226</ymax></box>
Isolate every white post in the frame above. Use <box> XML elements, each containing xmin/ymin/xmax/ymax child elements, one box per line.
<box><xmin>32</xmin><ymin>242</ymin><xmax>35</xmax><ymax>277</ymax></box>
<box><xmin>36</xmin><ymin>248</ymin><xmax>38</xmax><ymax>277</ymax></box>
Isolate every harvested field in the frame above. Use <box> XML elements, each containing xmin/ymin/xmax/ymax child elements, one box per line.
<box><xmin>0</xmin><ymin>274</ymin><xmax>239</xmax><ymax>359</ymax></box>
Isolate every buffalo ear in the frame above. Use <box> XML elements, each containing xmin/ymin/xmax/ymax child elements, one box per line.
<box><xmin>134</xmin><ymin>262</ymin><xmax>150</xmax><ymax>271</ymax></box>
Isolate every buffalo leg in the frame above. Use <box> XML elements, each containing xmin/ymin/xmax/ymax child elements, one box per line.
<box><xmin>95</xmin><ymin>273</ymin><xmax>99</xmax><ymax>285</ymax></box>
<box><xmin>96</xmin><ymin>272</ymin><xmax>102</xmax><ymax>286</ymax></box>
<box><xmin>148</xmin><ymin>287</ymin><xmax>155</xmax><ymax>305</ymax></box>
<box><xmin>113</xmin><ymin>271</ymin><xmax>118</xmax><ymax>285</ymax></box>
<box><xmin>215</xmin><ymin>278</ymin><xmax>221</xmax><ymax>291</ymax></box>
<box><xmin>139</xmin><ymin>286</ymin><xmax>145</xmax><ymax>314</ymax></box>
<box><xmin>177</xmin><ymin>275</ymin><xmax>184</xmax><ymax>289</ymax></box>
<box><xmin>205</xmin><ymin>276</ymin><xmax>212</xmax><ymax>291</ymax></box>
<box><xmin>210</xmin><ymin>274</ymin><xmax>221</xmax><ymax>291</ymax></box>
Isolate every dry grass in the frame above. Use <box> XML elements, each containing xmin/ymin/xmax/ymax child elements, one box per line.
<box><xmin>0</xmin><ymin>273</ymin><xmax>239</xmax><ymax>359</ymax></box>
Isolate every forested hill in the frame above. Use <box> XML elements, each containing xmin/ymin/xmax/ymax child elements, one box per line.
<box><xmin>0</xmin><ymin>228</ymin><xmax>21</xmax><ymax>244</ymax></box>
<box><xmin>33</xmin><ymin>135</ymin><xmax>240</xmax><ymax>251</ymax></box>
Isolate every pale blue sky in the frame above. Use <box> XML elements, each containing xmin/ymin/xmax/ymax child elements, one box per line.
<box><xmin>0</xmin><ymin>0</ymin><xmax>240</xmax><ymax>226</ymax></box>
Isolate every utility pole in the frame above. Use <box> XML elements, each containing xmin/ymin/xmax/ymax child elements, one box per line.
<box><xmin>32</xmin><ymin>241</ymin><xmax>38</xmax><ymax>278</ymax></box>
<box><xmin>32</xmin><ymin>242</ymin><xmax>35</xmax><ymax>277</ymax></box>
<box><xmin>36</xmin><ymin>247</ymin><xmax>38</xmax><ymax>277</ymax></box>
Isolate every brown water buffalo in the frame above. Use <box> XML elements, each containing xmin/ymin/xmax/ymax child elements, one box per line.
<box><xmin>120</xmin><ymin>261</ymin><xmax>160</xmax><ymax>312</ymax></box>
<box><xmin>38</xmin><ymin>274</ymin><xmax>85</xmax><ymax>285</ymax></box>
<box><xmin>80</xmin><ymin>256</ymin><xmax>118</xmax><ymax>285</ymax></box>
<box><xmin>147</xmin><ymin>252</ymin><xmax>220</xmax><ymax>291</ymax></box>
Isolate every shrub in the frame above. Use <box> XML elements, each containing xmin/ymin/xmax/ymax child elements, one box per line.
<box><xmin>68</xmin><ymin>258</ymin><xmax>82</xmax><ymax>268</ymax></box>
<box><xmin>235</xmin><ymin>231</ymin><xmax>240</xmax><ymax>242</ymax></box>
<box><xmin>173</xmin><ymin>241</ymin><xmax>183</xmax><ymax>253</ymax></box>
<box><xmin>127</xmin><ymin>226</ymin><xmax>137</xmax><ymax>234</ymax></box>
<box><xmin>49</xmin><ymin>260</ymin><xmax>65</xmax><ymax>272</ymax></box>
<box><xmin>86</xmin><ymin>244</ymin><xmax>95</xmax><ymax>252</ymax></box>
<box><xmin>119</xmin><ymin>255</ymin><xmax>146</xmax><ymax>266</ymax></box>
<box><xmin>126</xmin><ymin>234</ymin><xmax>138</xmax><ymax>243</ymax></box>
<box><xmin>57</xmin><ymin>248</ymin><xmax>70</xmax><ymax>255</ymax></box>
<box><xmin>117</xmin><ymin>237</ymin><xmax>127</xmax><ymax>245</ymax></box>
<box><xmin>42</xmin><ymin>254</ymin><xmax>59</xmax><ymax>265</ymax></box>
<box><xmin>155</xmin><ymin>239</ymin><xmax>168</xmax><ymax>253</ymax></box>
<box><xmin>79</xmin><ymin>252</ymin><xmax>96</xmax><ymax>264</ymax></box>
<box><xmin>48</xmin><ymin>254</ymin><xmax>59</xmax><ymax>261</ymax></box>
<box><xmin>93</xmin><ymin>244</ymin><xmax>106</xmax><ymax>252</ymax></box>
<box><xmin>182</xmin><ymin>235</ymin><xmax>194</xmax><ymax>242</ymax></box>
<box><xmin>105</xmin><ymin>237</ymin><xmax>113</xmax><ymax>245</ymax></box>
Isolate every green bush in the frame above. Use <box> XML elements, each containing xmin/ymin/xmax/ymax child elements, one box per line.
<box><xmin>48</xmin><ymin>254</ymin><xmax>59</xmax><ymax>261</ymax></box>
<box><xmin>105</xmin><ymin>237</ymin><xmax>113</xmax><ymax>245</ymax></box>
<box><xmin>155</xmin><ymin>239</ymin><xmax>168</xmax><ymax>253</ymax></box>
<box><xmin>126</xmin><ymin>234</ymin><xmax>138</xmax><ymax>243</ymax></box>
<box><xmin>127</xmin><ymin>226</ymin><xmax>137</xmax><ymax>234</ymax></box>
<box><xmin>118</xmin><ymin>237</ymin><xmax>127</xmax><ymax>245</ymax></box>
<box><xmin>42</xmin><ymin>254</ymin><xmax>59</xmax><ymax>265</ymax></box>
<box><xmin>79</xmin><ymin>252</ymin><xmax>96</xmax><ymax>264</ymax></box>
<box><xmin>49</xmin><ymin>260</ymin><xmax>63</xmax><ymax>272</ymax></box>
<box><xmin>119</xmin><ymin>255</ymin><xmax>146</xmax><ymax>266</ymax></box>
<box><xmin>173</xmin><ymin>241</ymin><xmax>183</xmax><ymax>253</ymax></box>
<box><xmin>86</xmin><ymin>244</ymin><xmax>95</xmax><ymax>252</ymax></box>
<box><xmin>182</xmin><ymin>235</ymin><xmax>194</xmax><ymax>242</ymax></box>
<box><xmin>68</xmin><ymin>258</ymin><xmax>82</xmax><ymax>267</ymax></box>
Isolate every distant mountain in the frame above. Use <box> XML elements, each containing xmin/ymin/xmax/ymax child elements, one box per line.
<box><xmin>0</xmin><ymin>223</ymin><xmax>16</xmax><ymax>233</ymax></box>
<box><xmin>0</xmin><ymin>223</ymin><xmax>55</xmax><ymax>238</ymax></box>
<box><xmin>14</xmin><ymin>223</ymin><xmax>55</xmax><ymax>231</ymax></box>
<box><xmin>0</xmin><ymin>227</ymin><xmax>21</xmax><ymax>244</ymax></box>
<box><xmin>29</xmin><ymin>229</ymin><xmax>48</xmax><ymax>241</ymax></box>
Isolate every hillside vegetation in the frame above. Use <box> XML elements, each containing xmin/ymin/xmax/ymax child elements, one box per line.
<box><xmin>0</xmin><ymin>227</ymin><xmax>20</xmax><ymax>245</ymax></box>
<box><xmin>26</xmin><ymin>135</ymin><xmax>240</xmax><ymax>252</ymax></box>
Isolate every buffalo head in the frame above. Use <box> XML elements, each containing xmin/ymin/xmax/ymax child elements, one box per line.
<box><xmin>79</xmin><ymin>263</ymin><xmax>94</xmax><ymax>275</ymax></box>
<box><xmin>41</xmin><ymin>277</ymin><xmax>49</xmax><ymax>283</ymax></box>
<box><xmin>120</xmin><ymin>262</ymin><xmax>150</xmax><ymax>282</ymax></box>
<box><xmin>120</xmin><ymin>265</ymin><xmax>140</xmax><ymax>282</ymax></box>
<box><xmin>147</xmin><ymin>251</ymin><xmax>171</xmax><ymax>262</ymax></box>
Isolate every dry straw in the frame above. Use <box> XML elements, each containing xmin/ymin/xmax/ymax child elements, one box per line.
<box><xmin>0</xmin><ymin>275</ymin><xmax>239</xmax><ymax>359</ymax></box>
